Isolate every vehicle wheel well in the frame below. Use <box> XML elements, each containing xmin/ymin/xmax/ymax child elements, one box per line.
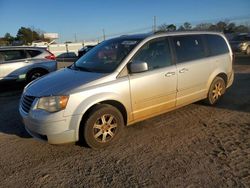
<box><xmin>78</xmin><ymin>101</ymin><xmax>127</xmax><ymax>145</ymax></box>
<box><xmin>216</xmin><ymin>73</ymin><xmax>227</xmax><ymax>86</ymax></box>
<box><xmin>99</xmin><ymin>100</ymin><xmax>127</xmax><ymax>125</ymax></box>
<box><xmin>80</xmin><ymin>100</ymin><xmax>127</xmax><ymax>127</ymax></box>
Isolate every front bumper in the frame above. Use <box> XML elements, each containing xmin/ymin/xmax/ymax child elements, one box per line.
<box><xmin>20</xmin><ymin>106</ymin><xmax>81</xmax><ymax>144</ymax></box>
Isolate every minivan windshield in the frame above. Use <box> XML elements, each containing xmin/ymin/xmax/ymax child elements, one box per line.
<box><xmin>73</xmin><ymin>38</ymin><xmax>141</xmax><ymax>73</ymax></box>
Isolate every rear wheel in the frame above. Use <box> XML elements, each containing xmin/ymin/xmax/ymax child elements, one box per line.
<box><xmin>26</xmin><ymin>69</ymin><xmax>47</xmax><ymax>83</ymax></box>
<box><xmin>205</xmin><ymin>77</ymin><xmax>226</xmax><ymax>105</ymax></box>
<box><xmin>82</xmin><ymin>104</ymin><xmax>124</xmax><ymax>149</ymax></box>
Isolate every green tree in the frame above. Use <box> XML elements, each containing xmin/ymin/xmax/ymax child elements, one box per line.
<box><xmin>183</xmin><ymin>22</ymin><xmax>192</xmax><ymax>30</ymax></box>
<box><xmin>3</xmin><ymin>33</ymin><xmax>15</xmax><ymax>45</ymax></box>
<box><xmin>167</xmin><ymin>24</ymin><xmax>176</xmax><ymax>31</ymax></box>
<box><xmin>157</xmin><ymin>23</ymin><xmax>176</xmax><ymax>32</ymax></box>
<box><xmin>234</xmin><ymin>25</ymin><xmax>249</xmax><ymax>33</ymax></box>
<box><xmin>216</xmin><ymin>21</ymin><xmax>227</xmax><ymax>32</ymax></box>
<box><xmin>194</xmin><ymin>23</ymin><xmax>212</xmax><ymax>31</ymax></box>
<box><xmin>16</xmin><ymin>27</ymin><xmax>41</xmax><ymax>44</ymax></box>
<box><xmin>178</xmin><ymin>25</ymin><xmax>185</xmax><ymax>31</ymax></box>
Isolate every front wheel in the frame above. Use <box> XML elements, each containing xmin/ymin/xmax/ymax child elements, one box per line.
<box><xmin>82</xmin><ymin>104</ymin><xmax>124</xmax><ymax>149</ymax></box>
<box><xmin>205</xmin><ymin>77</ymin><xmax>226</xmax><ymax>105</ymax></box>
<box><xmin>26</xmin><ymin>69</ymin><xmax>47</xmax><ymax>83</ymax></box>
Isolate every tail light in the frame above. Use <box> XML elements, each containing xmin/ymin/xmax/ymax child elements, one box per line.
<box><xmin>45</xmin><ymin>50</ymin><xmax>56</xmax><ymax>60</ymax></box>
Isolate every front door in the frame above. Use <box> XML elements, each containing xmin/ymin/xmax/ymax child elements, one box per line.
<box><xmin>128</xmin><ymin>37</ymin><xmax>177</xmax><ymax>120</ymax></box>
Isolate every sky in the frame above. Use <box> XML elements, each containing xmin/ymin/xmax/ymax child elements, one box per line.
<box><xmin>0</xmin><ymin>0</ymin><xmax>250</xmax><ymax>42</ymax></box>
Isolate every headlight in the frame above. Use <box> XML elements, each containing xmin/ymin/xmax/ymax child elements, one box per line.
<box><xmin>37</xmin><ymin>96</ymin><xmax>69</xmax><ymax>112</ymax></box>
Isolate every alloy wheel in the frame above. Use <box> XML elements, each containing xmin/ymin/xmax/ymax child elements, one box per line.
<box><xmin>93</xmin><ymin>114</ymin><xmax>118</xmax><ymax>143</ymax></box>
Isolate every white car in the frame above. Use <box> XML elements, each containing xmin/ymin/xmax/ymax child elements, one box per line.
<box><xmin>0</xmin><ymin>47</ymin><xmax>57</xmax><ymax>82</ymax></box>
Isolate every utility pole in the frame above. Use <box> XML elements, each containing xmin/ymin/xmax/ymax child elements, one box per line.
<box><xmin>153</xmin><ymin>16</ymin><xmax>157</xmax><ymax>32</ymax></box>
<box><xmin>102</xmin><ymin>29</ymin><xmax>106</xmax><ymax>41</ymax></box>
<box><xmin>74</xmin><ymin>33</ymin><xmax>77</xmax><ymax>42</ymax></box>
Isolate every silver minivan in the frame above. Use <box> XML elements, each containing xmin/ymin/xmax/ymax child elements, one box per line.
<box><xmin>19</xmin><ymin>32</ymin><xmax>234</xmax><ymax>149</ymax></box>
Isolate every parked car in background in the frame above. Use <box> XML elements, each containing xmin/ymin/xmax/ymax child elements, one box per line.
<box><xmin>20</xmin><ymin>32</ymin><xmax>234</xmax><ymax>149</ymax></box>
<box><xmin>229</xmin><ymin>33</ymin><xmax>250</xmax><ymax>55</ymax></box>
<box><xmin>78</xmin><ymin>45</ymin><xmax>96</xmax><ymax>58</ymax></box>
<box><xmin>0</xmin><ymin>47</ymin><xmax>57</xmax><ymax>83</ymax></box>
<box><xmin>56</xmin><ymin>52</ymin><xmax>78</xmax><ymax>62</ymax></box>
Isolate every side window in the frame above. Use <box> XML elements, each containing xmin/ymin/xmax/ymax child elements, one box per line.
<box><xmin>131</xmin><ymin>37</ymin><xmax>172</xmax><ymax>70</ymax></box>
<box><xmin>173</xmin><ymin>35</ymin><xmax>206</xmax><ymax>63</ymax></box>
<box><xmin>2</xmin><ymin>50</ymin><xmax>27</xmax><ymax>61</ymax></box>
<box><xmin>205</xmin><ymin>35</ymin><xmax>229</xmax><ymax>56</ymax></box>
<box><xmin>27</xmin><ymin>50</ymin><xmax>42</xmax><ymax>57</ymax></box>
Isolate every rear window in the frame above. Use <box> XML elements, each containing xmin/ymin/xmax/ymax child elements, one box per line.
<box><xmin>27</xmin><ymin>50</ymin><xmax>42</xmax><ymax>57</ymax></box>
<box><xmin>173</xmin><ymin>35</ymin><xmax>206</xmax><ymax>63</ymax></box>
<box><xmin>205</xmin><ymin>35</ymin><xmax>229</xmax><ymax>56</ymax></box>
<box><xmin>0</xmin><ymin>50</ymin><xmax>27</xmax><ymax>61</ymax></box>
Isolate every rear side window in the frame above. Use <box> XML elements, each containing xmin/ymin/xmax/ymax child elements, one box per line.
<box><xmin>1</xmin><ymin>50</ymin><xmax>27</xmax><ymax>61</ymax></box>
<box><xmin>131</xmin><ymin>37</ymin><xmax>172</xmax><ymax>70</ymax></box>
<box><xmin>205</xmin><ymin>35</ymin><xmax>229</xmax><ymax>56</ymax></box>
<box><xmin>27</xmin><ymin>50</ymin><xmax>42</xmax><ymax>57</ymax></box>
<box><xmin>173</xmin><ymin>35</ymin><xmax>206</xmax><ymax>63</ymax></box>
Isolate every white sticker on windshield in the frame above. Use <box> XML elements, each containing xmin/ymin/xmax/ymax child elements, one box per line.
<box><xmin>121</xmin><ymin>41</ymin><xmax>138</xmax><ymax>45</ymax></box>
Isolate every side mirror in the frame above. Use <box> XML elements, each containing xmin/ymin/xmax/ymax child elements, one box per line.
<box><xmin>128</xmin><ymin>61</ymin><xmax>148</xmax><ymax>73</ymax></box>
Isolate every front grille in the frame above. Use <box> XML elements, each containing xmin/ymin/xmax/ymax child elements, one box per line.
<box><xmin>21</xmin><ymin>95</ymin><xmax>36</xmax><ymax>113</ymax></box>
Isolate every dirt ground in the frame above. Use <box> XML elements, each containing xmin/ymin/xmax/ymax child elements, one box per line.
<box><xmin>0</xmin><ymin>55</ymin><xmax>249</xmax><ymax>187</ymax></box>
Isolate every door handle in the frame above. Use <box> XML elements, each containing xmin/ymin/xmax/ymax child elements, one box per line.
<box><xmin>165</xmin><ymin>72</ymin><xmax>175</xmax><ymax>77</ymax></box>
<box><xmin>179</xmin><ymin>68</ymin><xmax>189</xmax><ymax>73</ymax></box>
<box><xmin>25</xmin><ymin>59</ymin><xmax>29</xmax><ymax>63</ymax></box>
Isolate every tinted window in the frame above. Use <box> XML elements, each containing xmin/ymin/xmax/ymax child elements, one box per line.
<box><xmin>206</xmin><ymin>35</ymin><xmax>229</xmax><ymax>56</ymax></box>
<box><xmin>131</xmin><ymin>37</ymin><xmax>172</xmax><ymax>70</ymax></box>
<box><xmin>1</xmin><ymin>50</ymin><xmax>27</xmax><ymax>61</ymax></box>
<box><xmin>27</xmin><ymin>50</ymin><xmax>42</xmax><ymax>57</ymax></box>
<box><xmin>56</xmin><ymin>52</ymin><xmax>77</xmax><ymax>58</ymax></box>
<box><xmin>173</xmin><ymin>35</ymin><xmax>206</xmax><ymax>63</ymax></box>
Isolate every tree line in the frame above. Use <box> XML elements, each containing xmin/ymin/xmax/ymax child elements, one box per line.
<box><xmin>0</xmin><ymin>27</ymin><xmax>48</xmax><ymax>46</ymax></box>
<box><xmin>1</xmin><ymin>21</ymin><xmax>249</xmax><ymax>46</ymax></box>
<box><xmin>157</xmin><ymin>21</ymin><xmax>250</xmax><ymax>33</ymax></box>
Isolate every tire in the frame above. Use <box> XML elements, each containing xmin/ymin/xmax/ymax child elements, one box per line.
<box><xmin>205</xmin><ymin>77</ymin><xmax>226</xmax><ymax>105</ymax></box>
<box><xmin>82</xmin><ymin>104</ymin><xmax>124</xmax><ymax>149</ymax></box>
<box><xmin>246</xmin><ymin>46</ymin><xmax>250</xmax><ymax>55</ymax></box>
<box><xmin>26</xmin><ymin>69</ymin><xmax>47</xmax><ymax>83</ymax></box>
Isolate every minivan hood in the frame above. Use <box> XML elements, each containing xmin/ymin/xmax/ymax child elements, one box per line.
<box><xmin>25</xmin><ymin>68</ymin><xmax>107</xmax><ymax>97</ymax></box>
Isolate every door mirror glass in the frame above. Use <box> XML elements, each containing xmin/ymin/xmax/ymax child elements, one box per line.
<box><xmin>128</xmin><ymin>61</ymin><xmax>148</xmax><ymax>73</ymax></box>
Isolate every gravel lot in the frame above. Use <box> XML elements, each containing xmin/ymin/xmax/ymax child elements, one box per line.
<box><xmin>0</xmin><ymin>55</ymin><xmax>249</xmax><ymax>187</ymax></box>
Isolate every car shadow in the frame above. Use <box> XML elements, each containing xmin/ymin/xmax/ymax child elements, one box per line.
<box><xmin>196</xmin><ymin>71</ymin><xmax>250</xmax><ymax>113</ymax></box>
<box><xmin>0</xmin><ymin>81</ymin><xmax>31</xmax><ymax>138</ymax></box>
<box><xmin>215</xmin><ymin>72</ymin><xmax>250</xmax><ymax>113</ymax></box>
<box><xmin>0</xmin><ymin>81</ymin><xmax>25</xmax><ymax>96</ymax></box>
